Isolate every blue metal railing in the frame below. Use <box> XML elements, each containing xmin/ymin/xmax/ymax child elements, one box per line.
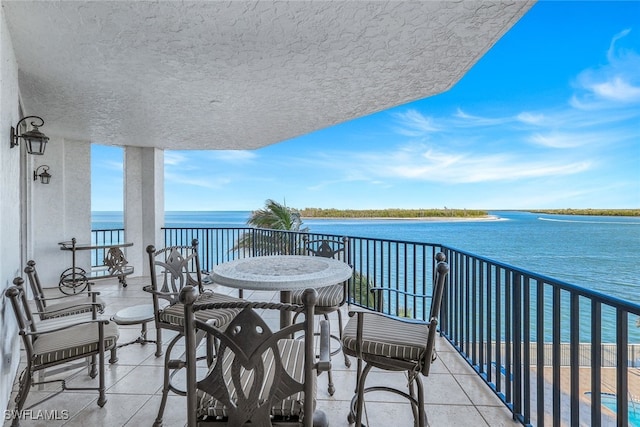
<box><xmin>93</xmin><ymin>226</ymin><xmax>640</xmax><ymax>426</ymax></box>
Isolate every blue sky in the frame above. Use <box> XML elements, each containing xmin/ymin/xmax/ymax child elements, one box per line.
<box><xmin>92</xmin><ymin>1</ymin><xmax>640</xmax><ymax>212</ymax></box>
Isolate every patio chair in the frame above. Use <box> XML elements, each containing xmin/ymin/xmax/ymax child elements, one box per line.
<box><xmin>291</xmin><ymin>236</ymin><xmax>351</xmax><ymax>396</ymax></box>
<box><xmin>4</xmin><ymin>278</ymin><xmax>119</xmax><ymax>427</ymax></box>
<box><xmin>180</xmin><ymin>285</ymin><xmax>330</xmax><ymax>427</ymax></box>
<box><xmin>144</xmin><ymin>239</ymin><xmax>242</xmax><ymax>427</ymax></box>
<box><xmin>24</xmin><ymin>260</ymin><xmax>105</xmax><ymax>321</ymax></box>
<box><xmin>341</xmin><ymin>253</ymin><xmax>449</xmax><ymax>427</ymax></box>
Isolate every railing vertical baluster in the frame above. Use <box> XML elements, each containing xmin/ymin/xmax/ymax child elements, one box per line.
<box><xmin>522</xmin><ymin>274</ymin><xmax>531</xmax><ymax>425</ymax></box>
<box><xmin>617</xmin><ymin>310</ymin><xmax>629</xmax><ymax>426</ymax></box>
<box><xmin>591</xmin><ymin>300</ymin><xmax>602</xmax><ymax>426</ymax></box>
<box><xmin>513</xmin><ymin>272</ymin><xmax>522</xmax><ymax>421</ymax></box>
<box><xmin>505</xmin><ymin>269</ymin><xmax>512</xmax><ymax>405</ymax></box>
<box><xmin>553</xmin><ymin>286</ymin><xmax>561</xmax><ymax>427</ymax></box>
<box><xmin>570</xmin><ymin>293</ymin><xmax>580</xmax><ymax>427</ymax></box>
<box><xmin>495</xmin><ymin>265</ymin><xmax>502</xmax><ymax>395</ymax></box>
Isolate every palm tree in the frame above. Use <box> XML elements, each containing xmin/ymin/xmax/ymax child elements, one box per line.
<box><xmin>232</xmin><ymin>199</ymin><xmax>309</xmax><ymax>255</ymax></box>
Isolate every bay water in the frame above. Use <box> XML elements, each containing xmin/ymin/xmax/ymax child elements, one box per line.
<box><xmin>93</xmin><ymin>210</ymin><xmax>640</xmax><ymax>341</ymax></box>
<box><xmin>93</xmin><ymin>210</ymin><xmax>639</xmax><ymax>301</ymax></box>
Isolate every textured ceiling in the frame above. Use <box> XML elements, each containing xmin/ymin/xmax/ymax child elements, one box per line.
<box><xmin>3</xmin><ymin>1</ymin><xmax>534</xmax><ymax>150</ymax></box>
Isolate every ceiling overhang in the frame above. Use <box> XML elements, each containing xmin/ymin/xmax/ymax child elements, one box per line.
<box><xmin>3</xmin><ymin>1</ymin><xmax>535</xmax><ymax>150</ymax></box>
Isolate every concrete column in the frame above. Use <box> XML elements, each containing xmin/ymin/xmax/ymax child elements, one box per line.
<box><xmin>124</xmin><ymin>146</ymin><xmax>164</xmax><ymax>277</ymax></box>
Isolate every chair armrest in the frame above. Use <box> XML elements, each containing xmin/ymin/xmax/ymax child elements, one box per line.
<box><xmin>37</xmin><ymin>302</ymin><xmax>103</xmax><ymax>315</ymax></box>
<box><xmin>143</xmin><ymin>285</ymin><xmax>179</xmax><ymax>298</ymax></box>
<box><xmin>24</xmin><ymin>317</ymin><xmax>111</xmax><ymax>335</ymax></box>
<box><xmin>316</xmin><ymin>319</ymin><xmax>331</xmax><ymax>373</ymax></box>
<box><xmin>369</xmin><ymin>286</ymin><xmax>432</xmax><ymax>299</ymax></box>
<box><xmin>37</xmin><ymin>291</ymin><xmax>101</xmax><ymax>302</ymax></box>
<box><xmin>347</xmin><ymin>307</ymin><xmax>430</xmax><ymax>325</ymax></box>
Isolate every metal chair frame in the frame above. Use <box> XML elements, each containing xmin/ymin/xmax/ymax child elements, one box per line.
<box><xmin>4</xmin><ymin>278</ymin><xmax>117</xmax><ymax>427</ymax></box>
<box><xmin>24</xmin><ymin>259</ymin><xmax>103</xmax><ymax>321</ymax></box>
<box><xmin>292</xmin><ymin>236</ymin><xmax>351</xmax><ymax>396</ymax></box>
<box><xmin>181</xmin><ymin>285</ymin><xmax>330</xmax><ymax>427</ymax></box>
<box><xmin>145</xmin><ymin>239</ymin><xmax>241</xmax><ymax>427</ymax></box>
<box><xmin>343</xmin><ymin>254</ymin><xmax>449</xmax><ymax>427</ymax></box>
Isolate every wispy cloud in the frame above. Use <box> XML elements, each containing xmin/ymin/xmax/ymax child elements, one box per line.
<box><xmin>370</xmin><ymin>145</ymin><xmax>591</xmax><ymax>183</ymax></box>
<box><xmin>392</xmin><ymin>109</ymin><xmax>439</xmax><ymax>136</ymax></box>
<box><xmin>453</xmin><ymin>109</ymin><xmax>512</xmax><ymax>127</ymax></box>
<box><xmin>164</xmin><ymin>151</ymin><xmax>189</xmax><ymax>166</ymax></box>
<box><xmin>208</xmin><ymin>150</ymin><xmax>258</xmax><ymax>164</ymax></box>
<box><xmin>516</xmin><ymin>112</ymin><xmax>546</xmax><ymax>125</ymax></box>
<box><xmin>528</xmin><ymin>132</ymin><xmax>596</xmax><ymax>149</ymax></box>
<box><xmin>165</xmin><ymin>171</ymin><xmax>231</xmax><ymax>189</ymax></box>
<box><xmin>571</xmin><ymin>29</ymin><xmax>640</xmax><ymax>108</ymax></box>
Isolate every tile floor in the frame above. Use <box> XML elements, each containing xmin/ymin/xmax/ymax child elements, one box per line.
<box><xmin>5</xmin><ymin>276</ymin><xmax>519</xmax><ymax>427</ymax></box>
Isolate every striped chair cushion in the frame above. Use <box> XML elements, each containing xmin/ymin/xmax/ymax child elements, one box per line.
<box><xmin>159</xmin><ymin>292</ymin><xmax>240</xmax><ymax>327</ymax></box>
<box><xmin>291</xmin><ymin>283</ymin><xmax>343</xmax><ymax>308</ymax></box>
<box><xmin>32</xmin><ymin>322</ymin><xmax>119</xmax><ymax>366</ymax></box>
<box><xmin>342</xmin><ymin>312</ymin><xmax>430</xmax><ymax>361</ymax></box>
<box><xmin>40</xmin><ymin>297</ymin><xmax>106</xmax><ymax>320</ymax></box>
<box><xmin>197</xmin><ymin>339</ymin><xmax>315</xmax><ymax>419</ymax></box>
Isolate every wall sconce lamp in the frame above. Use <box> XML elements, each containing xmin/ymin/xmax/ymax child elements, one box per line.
<box><xmin>33</xmin><ymin>165</ymin><xmax>51</xmax><ymax>184</ymax></box>
<box><xmin>10</xmin><ymin>116</ymin><xmax>49</xmax><ymax>155</ymax></box>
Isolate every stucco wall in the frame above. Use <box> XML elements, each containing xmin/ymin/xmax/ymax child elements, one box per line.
<box><xmin>0</xmin><ymin>10</ymin><xmax>93</xmax><ymax>413</ymax></box>
<box><xmin>30</xmin><ymin>138</ymin><xmax>92</xmax><ymax>286</ymax></box>
<box><xmin>0</xmin><ymin>7</ymin><xmax>24</xmax><ymax>414</ymax></box>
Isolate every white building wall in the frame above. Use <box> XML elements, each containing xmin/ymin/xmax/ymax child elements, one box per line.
<box><xmin>30</xmin><ymin>138</ymin><xmax>92</xmax><ymax>286</ymax></box>
<box><xmin>0</xmin><ymin>7</ymin><xmax>24</xmax><ymax>414</ymax></box>
<box><xmin>0</xmin><ymin>10</ymin><xmax>93</xmax><ymax>412</ymax></box>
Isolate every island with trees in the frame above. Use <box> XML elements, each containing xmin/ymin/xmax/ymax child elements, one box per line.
<box><xmin>529</xmin><ymin>209</ymin><xmax>639</xmax><ymax>217</ymax></box>
<box><xmin>299</xmin><ymin>208</ymin><xmax>488</xmax><ymax>219</ymax></box>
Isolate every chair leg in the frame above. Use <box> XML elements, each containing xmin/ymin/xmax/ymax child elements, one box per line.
<box><xmin>155</xmin><ymin>325</ymin><xmax>163</xmax><ymax>357</ymax></box>
<box><xmin>97</xmin><ymin>348</ymin><xmax>107</xmax><ymax>407</ymax></box>
<box><xmin>336</xmin><ymin>310</ymin><xmax>350</xmax><ymax>367</ymax></box>
<box><xmin>89</xmin><ymin>355</ymin><xmax>97</xmax><ymax>378</ymax></box>
<box><xmin>154</xmin><ymin>334</ymin><xmax>180</xmax><ymax>427</ymax></box>
<box><xmin>354</xmin><ymin>363</ymin><xmax>373</xmax><ymax>427</ymax></box>
<box><xmin>11</xmin><ymin>368</ymin><xmax>32</xmax><ymax>426</ymax></box>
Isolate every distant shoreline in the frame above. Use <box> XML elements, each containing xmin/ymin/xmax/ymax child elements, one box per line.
<box><xmin>302</xmin><ymin>214</ymin><xmax>502</xmax><ymax>222</ymax></box>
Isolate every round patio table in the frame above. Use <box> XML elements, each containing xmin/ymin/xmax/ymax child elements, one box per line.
<box><xmin>210</xmin><ymin>255</ymin><xmax>353</xmax><ymax>328</ymax></box>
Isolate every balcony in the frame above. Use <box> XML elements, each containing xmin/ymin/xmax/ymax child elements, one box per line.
<box><xmin>8</xmin><ymin>275</ymin><xmax>516</xmax><ymax>426</ymax></box>
<box><xmin>6</xmin><ymin>227</ymin><xmax>640</xmax><ymax>426</ymax></box>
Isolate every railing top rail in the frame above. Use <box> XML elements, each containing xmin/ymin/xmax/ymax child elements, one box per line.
<box><xmin>161</xmin><ymin>226</ymin><xmax>444</xmax><ymax>247</ymax></box>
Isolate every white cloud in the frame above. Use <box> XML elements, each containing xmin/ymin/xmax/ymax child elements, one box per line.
<box><xmin>208</xmin><ymin>150</ymin><xmax>258</xmax><ymax>164</ymax></box>
<box><xmin>453</xmin><ymin>108</ymin><xmax>510</xmax><ymax>127</ymax></box>
<box><xmin>590</xmin><ymin>76</ymin><xmax>640</xmax><ymax>102</ymax></box>
<box><xmin>165</xmin><ymin>171</ymin><xmax>231</xmax><ymax>189</ymax></box>
<box><xmin>164</xmin><ymin>151</ymin><xmax>189</xmax><ymax>166</ymax></box>
<box><xmin>572</xmin><ymin>29</ymin><xmax>640</xmax><ymax>108</ymax></box>
<box><xmin>320</xmin><ymin>142</ymin><xmax>593</xmax><ymax>185</ymax></box>
<box><xmin>516</xmin><ymin>112</ymin><xmax>545</xmax><ymax>125</ymax></box>
<box><xmin>528</xmin><ymin>133</ymin><xmax>589</xmax><ymax>149</ymax></box>
<box><xmin>392</xmin><ymin>109</ymin><xmax>439</xmax><ymax>136</ymax></box>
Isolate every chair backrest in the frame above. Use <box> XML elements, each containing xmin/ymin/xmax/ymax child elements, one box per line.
<box><xmin>5</xmin><ymin>278</ymin><xmax>40</xmax><ymax>356</ymax></box>
<box><xmin>422</xmin><ymin>255</ymin><xmax>449</xmax><ymax>376</ymax></box>
<box><xmin>304</xmin><ymin>236</ymin><xmax>348</xmax><ymax>262</ymax></box>
<box><xmin>24</xmin><ymin>260</ymin><xmax>47</xmax><ymax>312</ymax></box>
<box><xmin>146</xmin><ymin>239</ymin><xmax>203</xmax><ymax>304</ymax></box>
<box><xmin>104</xmin><ymin>247</ymin><xmax>128</xmax><ymax>275</ymax></box>
<box><xmin>181</xmin><ymin>286</ymin><xmax>320</xmax><ymax>427</ymax></box>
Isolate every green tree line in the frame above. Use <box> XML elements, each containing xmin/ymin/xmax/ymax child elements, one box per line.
<box><xmin>300</xmin><ymin>208</ymin><xmax>488</xmax><ymax>218</ymax></box>
<box><xmin>529</xmin><ymin>209</ymin><xmax>639</xmax><ymax>217</ymax></box>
